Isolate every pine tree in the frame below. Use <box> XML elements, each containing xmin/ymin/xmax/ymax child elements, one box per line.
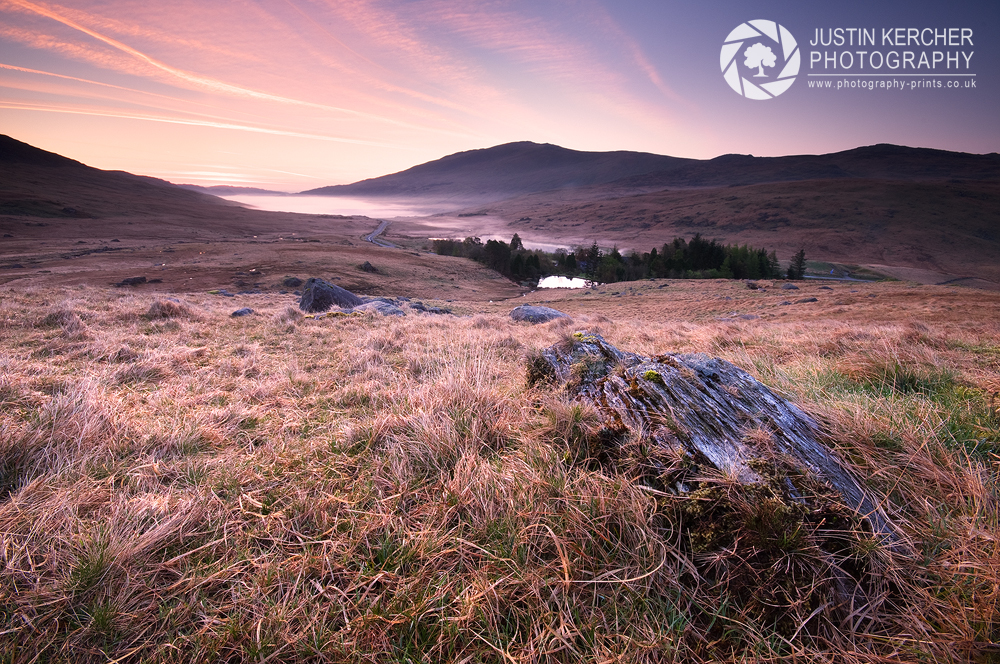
<box><xmin>768</xmin><ymin>250</ymin><xmax>780</xmax><ymax>278</ymax></box>
<box><xmin>787</xmin><ymin>249</ymin><xmax>806</xmax><ymax>280</ymax></box>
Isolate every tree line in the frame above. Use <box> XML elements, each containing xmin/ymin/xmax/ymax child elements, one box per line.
<box><xmin>431</xmin><ymin>234</ymin><xmax>806</xmax><ymax>284</ymax></box>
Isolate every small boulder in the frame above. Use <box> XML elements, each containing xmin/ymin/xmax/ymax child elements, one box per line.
<box><xmin>116</xmin><ymin>276</ymin><xmax>147</xmax><ymax>287</ymax></box>
<box><xmin>819</xmin><ymin>286</ymin><xmax>834</xmax><ymax>290</ymax></box>
<box><xmin>795</xmin><ymin>297</ymin><xmax>819</xmax><ymax>304</ymax></box>
<box><xmin>510</xmin><ymin>305</ymin><xmax>570</xmax><ymax>324</ymax></box>
<box><xmin>282</xmin><ymin>276</ymin><xmax>303</xmax><ymax>288</ymax></box>
<box><xmin>359</xmin><ymin>261</ymin><xmax>379</xmax><ymax>273</ymax></box>
<box><xmin>299</xmin><ymin>278</ymin><xmax>365</xmax><ymax>313</ymax></box>
<box><xmin>781</xmin><ymin>283</ymin><xmax>799</xmax><ymax>290</ymax></box>
<box><xmin>231</xmin><ymin>308</ymin><xmax>254</xmax><ymax>317</ymax></box>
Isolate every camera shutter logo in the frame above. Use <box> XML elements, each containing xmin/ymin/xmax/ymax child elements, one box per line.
<box><xmin>721</xmin><ymin>20</ymin><xmax>799</xmax><ymax>99</ymax></box>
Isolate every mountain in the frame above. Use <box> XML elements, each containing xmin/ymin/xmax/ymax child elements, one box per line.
<box><xmin>0</xmin><ymin>134</ymin><xmax>231</xmax><ymax>218</ymax></box>
<box><xmin>302</xmin><ymin>142</ymin><xmax>692</xmax><ymax>198</ymax></box>
<box><xmin>178</xmin><ymin>184</ymin><xmax>288</xmax><ymax>196</ymax></box>
<box><xmin>303</xmin><ymin>141</ymin><xmax>1000</xmax><ymax>199</ymax></box>
<box><xmin>618</xmin><ymin>144</ymin><xmax>1000</xmax><ymax>188</ymax></box>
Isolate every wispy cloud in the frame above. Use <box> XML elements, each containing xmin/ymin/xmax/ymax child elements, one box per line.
<box><xmin>0</xmin><ymin>100</ymin><xmax>411</xmax><ymax>147</ymax></box>
<box><xmin>0</xmin><ymin>0</ymin><xmax>695</xmax><ymax>186</ymax></box>
<box><xmin>4</xmin><ymin>0</ymin><xmax>454</xmax><ymax>127</ymax></box>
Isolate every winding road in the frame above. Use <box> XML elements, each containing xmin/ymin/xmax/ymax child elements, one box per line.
<box><xmin>364</xmin><ymin>219</ymin><xmax>396</xmax><ymax>248</ymax></box>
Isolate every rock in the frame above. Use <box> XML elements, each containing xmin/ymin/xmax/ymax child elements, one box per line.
<box><xmin>781</xmin><ymin>283</ymin><xmax>800</xmax><ymax>290</ymax></box>
<box><xmin>819</xmin><ymin>286</ymin><xmax>834</xmax><ymax>290</ymax></box>
<box><xmin>282</xmin><ymin>276</ymin><xmax>303</xmax><ymax>288</ymax></box>
<box><xmin>746</xmin><ymin>281</ymin><xmax>760</xmax><ymax>290</ymax></box>
<box><xmin>795</xmin><ymin>297</ymin><xmax>819</xmax><ymax>304</ymax></box>
<box><xmin>231</xmin><ymin>308</ymin><xmax>254</xmax><ymax>317</ymax></box>
<box><xmin>510</xmin><ymin>305</ymin><xmax>570</xmax><ymax>324</ymax></box>
<box><xmin>299</xmin><ymin>278</ymin><xmax>365</xmax><ymax>313</ymax></box>
<box><xmin>353</xmin><ymin>301</ymin><xmax>405</xmax><ymax>316</ymax></box>
<box><xmin>115</xmin><ymin>276</ymin><xmax>147</xmax><ymax>287</ymax></box>
<box><xmin>779</xmin><ymin>301</ymin><xmax>792</xmax><ymax>306</ymax></box>
<box><xmin>411</xmin><ymin>301</ymin><xmax>452</xmax><ymax>315</ymax></box>
<box><xmin>408</xmin><ymin>301</ymin><xmax>452</xmax><ymax>315</ymax></box>
<box><xmin>527</xmin><ymin>332</ymin><xmax>893</xmax><ymax>541</ymax></box>
<box><xmin>359</xmin><ymin>261</ymin><xmax>379</xmax><ymax>273</ymax></box>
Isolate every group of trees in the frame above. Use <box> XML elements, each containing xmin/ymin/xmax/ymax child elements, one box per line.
<box><xmin>432</xmin><ymin>233</ymin><xmax>807</xmax><ymax>285</ymax></box>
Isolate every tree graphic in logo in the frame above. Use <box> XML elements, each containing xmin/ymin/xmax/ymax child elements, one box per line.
<box><xmin>720</xmin><ymin>20</ymin><xmax>799</xmax><ymax>100</ymax></box>
<box><xmin>744</xmin><ymin>43</ymin><xmax>776</xmax><ymax>77</ymax></box>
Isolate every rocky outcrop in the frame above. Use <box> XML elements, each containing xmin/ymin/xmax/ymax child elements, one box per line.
<box><xmin>528</xmin><ymin>332</ymin><xmax>893</xmax><ymax>541</ymax></box>
<box><xmin>510</xmin><ymin>305</ymin><xmax>569</xmax><ymax>324</ymax></box>
<box><xmin>299</xmin><ymin>278</ymin><xmax>365</xmax><ymax>313</ymax></box>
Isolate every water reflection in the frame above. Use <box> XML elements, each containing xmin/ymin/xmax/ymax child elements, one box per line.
<box><xmin>538</xmin><ymin>276</ymin><xmax>590</xmax><ymax>289</ymax></box>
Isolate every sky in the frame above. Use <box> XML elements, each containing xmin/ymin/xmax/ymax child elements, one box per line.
<box><xmin>1</xmin><ymin>0</ymin><xmax>997</xmax><ymax>191</ymax></box>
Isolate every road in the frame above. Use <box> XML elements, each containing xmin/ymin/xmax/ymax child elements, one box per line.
<box><xmin>364</xmin><ymin>219</ymin><xmax>396</xmax><ymax>248</ymax></box>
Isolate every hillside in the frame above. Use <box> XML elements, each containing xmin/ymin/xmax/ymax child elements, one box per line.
<box><xmin>304</xmin><ymin>141</ymin><xmax>1000</xmax><ymax>199</ymax></box>
<box><xmin>1</xmin><ymin>138</ymin><xmax>999</xmax><ymax>664</ymax></box>
<box><xmin>302</xmin><ymin>141</ymin><xmax>692</xmax><ymax>198</ymax></box>
<box><xmin>0</xmin><ymin>135</ymin><xmax>235</xmax><ymax>218</ymax></box>
<box><xmin>0</xmin><ymin>279</ymin><xmax>998</xmax><ymax>662</ymax></box>
<box><xmin>0</xmin><ymin>135</ymin><xmax>522</xmax><ymax>300</ymax></box>
<box><xmin>470</xmin><ymin>177</ymin><xmax>1000</xmax><ymax>287</ymax></box>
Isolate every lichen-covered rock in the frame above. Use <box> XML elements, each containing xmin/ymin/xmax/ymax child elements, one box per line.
<box><xmin>529</xmin><ymin>331</ymin><xmax>893</xmax><ymax>541</ymax></box>
<box><xmin>230</xmin><ymin>308</ymin><xmax>254</xmax><ymax>317</ymax></box>
<box><xmin>299</xmin><ymin>278</ymin><xmax>365</xmax><ymax>313</ymax></box>
<box><xmin>510</xmin><ymin>304</ymin><xmax>569</xmax><ymax>324</ymax></box>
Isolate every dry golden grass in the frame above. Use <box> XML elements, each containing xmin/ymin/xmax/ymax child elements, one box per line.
<box><xmin>0</xmin><ymin>282</ymin><xmax>997</xmax><ymax>663</ymax></box>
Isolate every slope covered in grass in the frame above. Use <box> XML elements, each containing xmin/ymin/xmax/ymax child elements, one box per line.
<box><xmin>0</xmin><ymin>283</ymin><xmax>997</xmax><ymax>663</ymax></box>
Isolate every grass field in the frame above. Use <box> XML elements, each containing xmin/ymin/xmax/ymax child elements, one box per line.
<box><xmin>0</xmin><ymin>280</ymin><xmax>998</xmax><ymax>662</ymax></box>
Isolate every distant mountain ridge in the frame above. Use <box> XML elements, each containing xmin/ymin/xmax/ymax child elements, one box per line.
<box><xmin>302</xmin><ymin>142</ymin><xmax>692</xmax><ymax>197</ymax></box>
<box><xmin>178</xmin><ymin>184</ymin><xmax>288</xmax><ymax>196</ymax></box>
<box><xmin>303</xmin><ymin>141</ymin><xmax>1000</xmax><ymax>199</ymax></box>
